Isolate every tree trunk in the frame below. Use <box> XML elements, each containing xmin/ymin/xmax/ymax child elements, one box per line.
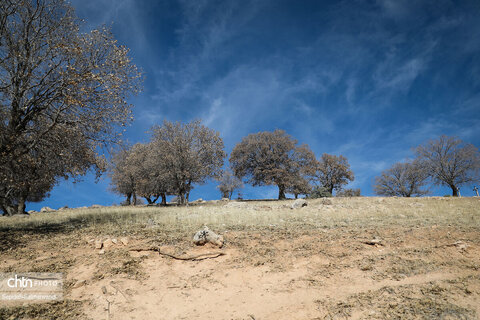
<box><xmin>132</xmin><ymin>192</ymin><xmax>137</xmax><ymax>205</ymax></box>
<box><xmin>451</xmin><ymin>185</ymin><xmax>458</xmax><ymax>197</ymax></box>
<box><xmin>125</xmin><ymin>193</ymin><xmax>132</xmax><ymax>205</ymax></box>
<box><xmin>328</xmin><ymin>186</ymin><xmax>334</xmax><ymax>195</ymax></box>
<box><xmin>3</xmin><ymin>205</ymin><xmax>16</xmax><ymax>216</ymax></box>
<box><xmin>1</xmin><ymin>204</ymin><xmax>14</xmax><ymax>216</ymax></box>
<box><xmin>145</xmin><ymin>197</ymin><xmax>153</xmax><ymax>204</ymax></box>
<box><xmin>17</xmin><ymin>197</ymin><xmax>26</xmax><ymax>215</ymax></box>
<box><xmin>294</xmin><ymin>193</ymin><xmax>298</xmax><ymax>199</ymax></box>
<box><xmin>161</xmin><ymin>193</ymin><xmax>167</xmax><ymax>206</ymax></box>
<box><xmin>278</xmin><ymin>185</ymin><xmax>286</xmax><ymax>200</ymax></box>
<box><xmin>179</xmin><ymin>192</ymin><xmax>186</xmax><ymax>205</ymax></box>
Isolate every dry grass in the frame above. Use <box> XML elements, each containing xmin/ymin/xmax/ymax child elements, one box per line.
<box><xmin>1</xmin><ymin>197</ymin><xmax>478</xmax><ymax>233</ymax></box>
<box><xmin>0</xmin><ymin>197</ymin><xmax>479</xmax><ymax>319</ymax></box>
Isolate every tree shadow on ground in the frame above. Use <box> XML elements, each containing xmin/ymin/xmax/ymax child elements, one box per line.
<box><xmin>0</xmin><ymin>215</ymin><xmax>89</xmax><ymax>252</ymax></box>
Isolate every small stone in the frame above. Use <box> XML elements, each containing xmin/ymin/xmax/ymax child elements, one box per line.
<box><xmin>103</xmin><ymin>238</ymin><xmax>113</xmax><ymax>249</ymax></box>
<box><xmin>90</xmin><ymin>204</ymin><xmax>103</xmax><ymax>209</ymax></box>
<box><xmin>95</xmin><ymin>240</ymin><xmax>103</xmax><ymax>249</ymax></box>
<box><xmin>321</xmin><ymin>198</ymin><xmax>333</xmax><ymax>205</ymax></box>
<box><xmin>111</xmin><ymin>238</ymin><xmax>118</xmax><ymax>244</ymax></box>
<box><xmin>120</xmin><ymin>237</ymin><xmax>129</xmax><ymax>246</ymax></box>
<box><xmin>221</xmin><ymin>198</ymin><xmax>229</xmax><ymax>201</ymax></box>
<box><xmin>291</xmin><ymin>199</ymin><xmax>308</xmax><ymax>209</ymax></box>
<box><xmin>40</xmin><ymin>207</ymin><xmax>53</xmax><ymax>212</ymax></box>
<box><xmin>73</xmin><ymin>280</ymin><xmax>86</xmax><ymax>288</ymax></box>
<box><xmin>98</xmin><ymin>249</ymin><xmax>105</xmax><ymax>255</ymax></box>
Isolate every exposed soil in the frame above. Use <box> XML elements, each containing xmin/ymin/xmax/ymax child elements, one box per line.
<box><xmin>0</xmin><ymin>198</ymin><xmax>479</xmax><ymax>319</ymax></box>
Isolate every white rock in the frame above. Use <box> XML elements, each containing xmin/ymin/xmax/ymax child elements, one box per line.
<box><xmin>95</xmin><ymin>240</ymin><xmax>103</xmax><ymax>249</ymax></box>
<box><xmin>120</xmin><ymin>237</ymin><xmax>129</xmax><ymax>246</ymax></box>
<box><xmin>193</xmin><ymin>226</ymin><xmax>224</xmax><ymax>247</ymax></box>
<box><xmin>103</xmin><ymin>238</ymin><xmax>114</xmax><ymax>249</ymax></box>
<box><xmin>291</xmin><ymin>199</ymin><xmax>308</xmax><ymax>209</ymax></box>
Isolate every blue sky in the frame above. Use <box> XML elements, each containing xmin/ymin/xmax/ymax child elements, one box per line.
<box><xmin>30</xmin><ymin>0</ymin><xmax>480</xmax><ymax>210</ymax></box>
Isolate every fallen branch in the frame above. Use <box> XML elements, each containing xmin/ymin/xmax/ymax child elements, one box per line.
<box><xmin>129</xmin><ymin>246</ymin><xmax>226</xmax><ymax>261</ymax></box>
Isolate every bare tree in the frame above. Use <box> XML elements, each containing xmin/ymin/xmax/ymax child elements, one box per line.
<box><xmin>313</xmin><ymin>154</ymin><xmax>354</xmax><ymax>195</ymax></box>
<box><xmin>130</xmin><ymin>143</ymin><xmax>172</xmax><ymax>205</ymax></box>
<box><xmin>217</xmin><ymin>170</ymin><xmax>243</xmax><ymax>200</ymax></box>
<box><xmin>374</xmin><ymin>160</ymin><xmax>429</xmax><ymax>197</ymax></box>
<box><xmin>109</xmin><ymin>145</ymin><xmax>137</xmax><ymax>206</ymax></box>
<box><xmin>0</xmin><ymin>0</ymin><xmax>141</xmax><ymax>214</ymax></box>
<box><xmin>415</xmin><ymin>135</ymin><xmax>480</xmax><ymax>197</ymax></box>
<box><xmin>229</xmin><ymin>130</ymin><xmax>316</xmax><ymax>200</ymax></box>
<box><xmin>109</xmin><ymin>143</ymin><xmax>172</xmax><ymax>206</ymax></box>
<box><xmin>152</xmin><ymin>120</ymin><xmax>225</xmax><ymax>205</ymax></box>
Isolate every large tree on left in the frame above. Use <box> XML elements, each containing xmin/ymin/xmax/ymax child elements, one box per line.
<box><xmin>0</xmin><ymin>0</ymin><xmax>142</xmax><ymax>215</ymax></box>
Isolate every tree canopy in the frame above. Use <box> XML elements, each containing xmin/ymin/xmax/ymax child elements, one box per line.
<box><xmin>216</xmin><ymin>170</ymin><xmax>243</xmax><ymax>200</ymax></box>
<box><xmin>109</xmin><ymin>143</ymin><xmax>172</xmax><ymax>206</ymax></box>
<box><xmin>0</xmin><ymin>0</ymin><xmax>142</xmax><ymax>215</ymax></box>
<box><xmin>229</xmin><ymin>130</ymin><xmax>316</xmax><ymax>200</ymax></box>
<box><xmin>415</xmin><ymin>135</ymin><xmax>480</xmax><ymax>196</ymax></box>
<box><xmin>151</xmin><ymin>120</ymin><xmax>225</xmax><ymax>204</ymax></box>
<box><xmin>313</xmin><ymin>153</ymin><xmax>354</xmax><ymax>195</ymax></box>
<box><xmin>374</xmin><ymin>160</ymin><xmax>429</xmax><ymax>197</ymax></box>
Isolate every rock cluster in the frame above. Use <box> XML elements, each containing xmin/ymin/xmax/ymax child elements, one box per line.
<box><xmin>91</xmin><ymin>236</ymin><xmax>129</xmax><ymax>254</ymax></box>
<box><xmin>193</xmin><ymin>226</ymin><xmax>224</xmax><ymax>247</ymax></box>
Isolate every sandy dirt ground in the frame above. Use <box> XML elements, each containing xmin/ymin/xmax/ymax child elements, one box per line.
<box><xmin>0</xmin><ymin>197</ymin><xmax>479</xmax><ymax>319</ymax></box>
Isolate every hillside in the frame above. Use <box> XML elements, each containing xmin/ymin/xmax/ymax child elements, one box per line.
<box><xmin>1</xmin><ymin>197</ymin><xmax>479</xmax><ymax>319</ymax></box>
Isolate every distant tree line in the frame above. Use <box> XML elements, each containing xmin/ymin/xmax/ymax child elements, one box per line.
<box><xmin>3</xmin><ymin>1</ymin><xmax>478</xmax><ymax>216</ymax></box>
<box><xmin>109</xmin><ymin>127</ymin><xmax>357</xmax><ymax>206</ymax></box>
<box><xmin>374</xmin><ymin>136</ymin><xmax>480</xmax><ymax>197</ymax></box>
<box><xmin>109</xmin><ymin>120</ymin><xmax>225</xmax><ymax>206</ymax></box>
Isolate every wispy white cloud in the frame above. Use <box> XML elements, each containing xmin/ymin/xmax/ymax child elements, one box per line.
<box><xmin>61</xmin><ymin>0</ymin><xmax>480</xmax><ymax>201</ymax></box>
